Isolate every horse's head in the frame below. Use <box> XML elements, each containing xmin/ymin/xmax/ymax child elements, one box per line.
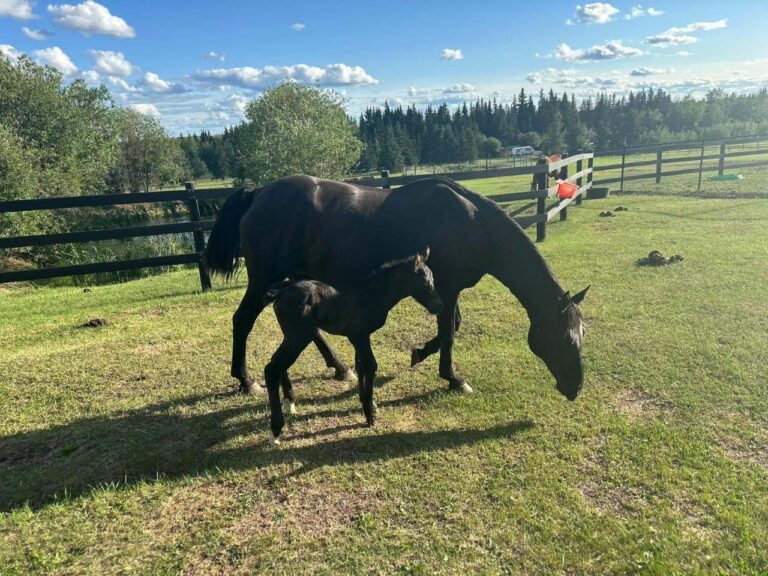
<box><xmin>407</xmin><ymin>248</ymin><xmax>444</xmax><ymax>315</ymax></box>
<box><xmin>527</xmin><ymin>286</ymin><xmax>589</xmax><ymax>401</ymax></box>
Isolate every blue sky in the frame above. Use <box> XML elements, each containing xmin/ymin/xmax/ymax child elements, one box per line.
<box><xmin>2</xmin><ymin>0</ymin><xmax>767</xmax><ymax>134</ymax></box>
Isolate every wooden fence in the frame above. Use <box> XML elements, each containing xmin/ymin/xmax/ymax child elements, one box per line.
<box><xmin>348</xmin><ymin>152</ymin><xmax>594</xmax><ymax>242</ymax></box>
<box><xmin>0</xmin><ymin>183</ymin><xmax>232</xmax><ymax>289</ymax></box>
<box><xmin>0</xmin><ymin>155</ymin><xmax>592</xmax><ymax>287</ymax></box>
<box><xmin>593</xmin><ymin>134</ymin><xmax>768</xmax><ymax>191</ymax></box>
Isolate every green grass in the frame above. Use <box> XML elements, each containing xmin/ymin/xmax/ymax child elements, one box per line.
<box><xmin>1</xmin><ymin>182</ymin><xmax>767</xmax><ymax>574</ymax></box>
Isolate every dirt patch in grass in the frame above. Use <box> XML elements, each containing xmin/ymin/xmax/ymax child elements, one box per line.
<box><xmin>579</xmin><ymin>478</ymin><xmax>650</xmax><ymax>518</ymax></box>
<box><xmin>613</xmin><ymin>388</ymin><xmax>673</xmax><ymax>420</ymax></box>
<box><xmin>720</xmin><ymin>438</ymin><xmax>768</xmax><ymax>471</ymax></box>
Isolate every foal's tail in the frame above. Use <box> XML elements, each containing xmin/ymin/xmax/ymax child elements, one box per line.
<box><xmin>263</xmin><ymin>279</ymin><xmax>293</xmax><ymax>305</ymax></box>
<box><xmin>205</xmin><ymin>188</ymin><xmax>257</xmax><ymax>280</ymax></box>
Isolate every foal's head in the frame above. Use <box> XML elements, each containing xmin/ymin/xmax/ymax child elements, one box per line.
<box><xmin>380</xmin><ymin>249</ymin><xmax>443</xmax><ymax>315</ymax></box>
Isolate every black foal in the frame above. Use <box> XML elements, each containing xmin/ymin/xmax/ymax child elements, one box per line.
<box><xmin>262</xmin><ymin>250</ymin><xmax>443</xmax><ymax>443</ymax></box>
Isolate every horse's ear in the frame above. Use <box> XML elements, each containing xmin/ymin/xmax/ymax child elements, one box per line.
<box><xmin>413</xmin><ymin>254</ymin><xmax>423</xmax><ymax>271</ymax></box>
<box><xmin>559</xmin><ymin>291</ymin><xmax>571</xmax><ymax>314</ymax></box>
<box><xmin>572</xmin><ymin>285</ymin><xmax>590</xmax><ymax>305</ymax></box>
<box><xmin>424</xmin><ymin>246</ymin><xmax>430</xmax><ymax>261</ymax></box>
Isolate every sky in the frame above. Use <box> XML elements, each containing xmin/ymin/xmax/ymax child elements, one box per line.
<box><xmin>2</xmin><ymin>0</ymin><xmax>767</xmax><ymax>134</ymax></box>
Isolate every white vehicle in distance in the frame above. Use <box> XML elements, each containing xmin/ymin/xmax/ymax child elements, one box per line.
<box><xmin>510</xmin><ymin>146</ymin><xmax>535</xmax><ymax>156</ymax></box>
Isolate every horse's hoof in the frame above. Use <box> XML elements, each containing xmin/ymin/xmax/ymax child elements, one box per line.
<box><xmin>239</xmin><ymin>379</ymin><xmax>265</xmax><ymax>395</ymax></box>
<box><xmin>335</xmin><ymin>368</ymin><xmax>358</xmax><ymax>383</ymax></box>
<box><xmin>283</xmin><ymin>400</ymin><xmax>296</xmax><ymax>415</ymax></box>
<box><xmin>449</xmin><ymin>382</ymin><xmax>474</xmax><ymax>394</ymax></box>
<box><xmin>410</xmin><ymin>348</ymin><xmax>422</xmax><ymax>367</ymax></box>
<box><xmin>269</xmin><ymin>432</ymin><xmax>281</xmax><ymax>445</ymax></box>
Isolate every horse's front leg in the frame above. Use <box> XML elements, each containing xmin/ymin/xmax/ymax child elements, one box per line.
<box><xmin>231</xmin><ymin>284</ymin><xmax>267</xmax><ymax>395</ymax></box>
<box><xmin>313</xmin><ymin>332</ymin><xmax>357</xmax><ymax>382</ymax></box>
<box><xmin>437</xmin><ymin>294</ymin><xmax>473</xmax><ymax>394</ymax></box>
<box><xmin>411</xmin><ymin>302</ymin><xmax>462</xmax><ymax>367</ymax></box>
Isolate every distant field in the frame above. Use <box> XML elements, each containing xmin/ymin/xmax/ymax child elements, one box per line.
<box><xmin>2</xmin><ymin>175</ymin><xmax>767</xmax><ymax>574</ymax></box>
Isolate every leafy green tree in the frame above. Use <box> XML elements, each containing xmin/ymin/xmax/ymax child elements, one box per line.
<box><xmin>238</xmin><ymin>83</ymin><xmax>363</xmax><ymax>184</ymax></box>
<box><xmin>109</xmin><ymin>109</ymin><xmax>182</xmax><ymax>193</ymax></box>
<box><xmin>479</xmin><ymin>136</ymin><xmax>502</xmax><ymax>169</ymax></box>
<box><xmin>542</xmin><ymin>109</ymin><xmax>566</xmax><ymax>154</ymax></box>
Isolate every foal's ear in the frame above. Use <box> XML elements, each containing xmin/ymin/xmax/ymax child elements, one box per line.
<box><xmin>424</xmin><ymin>246</ymin><xmax>431</xmax><ymax>261</ymax></box>
<box><xmin>559</xmin><ymin>291</ymin><xmax>571</xmax><ymax>314</ymax></box>
<box><xmin>572</xmin><ymin>285</ymin><xmax>590</xmax><ymax>305</ymax></box>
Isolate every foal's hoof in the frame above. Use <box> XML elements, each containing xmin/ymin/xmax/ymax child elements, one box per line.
<box><xmin>335</xmin><ymin>368</ymin><xmax>358</xmax><ymax>383</ymax></box>
<box><xmin>410</xmin><ymin>348</ymin><xmax>422</xmax><ymax>368</ymax></box>
<box><xmin>449</xmin><ymin>381</ymin><xmax>474</xmax><ymax>394</ymax></box>
<box><xmin>269</xmin><ymin>432</ymin><xmax>281</xmax><ymax>445</ymax></box>
<box><xmin>283</xmin><ymin>400</ymin><xmax>297</xmax><ymax>415</ymax></box>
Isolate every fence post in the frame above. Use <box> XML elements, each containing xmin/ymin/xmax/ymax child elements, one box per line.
<box><xmin>185</xmin><ymin>181</ymin><xmax>212</xmax><ymax>292</ymax></box>
<box><xmin>587</xmin><ymin>155</ymin><xmax>594</xmax><ymax>200</ymax></box>
<box><xmin>576</xmin><ymin>157</ymin><xmax>584</xmax><ymax>206</ymax></box>
<box><xmin>535</xmin><ymin>158</ymin><xmax>548</xmax><ymax>242</ymax></box>
<box><xmin>619</xmin><ymin>146</ymin><xmax>627</xmax><ymax>193</ymax></box>
<box><xmin>697</xmin><ymin>143</ymin><xmax>705</xmax><ymax>192</ymax></box>
<box><xmin>718</xmin><ymin>142</ymin><xmax>726</xmax><ymax>176</ymax></box>
<box><xmin>381</xmin><ymin>170</ymin><xmax>390</xmax><ymax>189</ymax></box>
<box><xmin>655</xmin><ymin>147</ymin><xmax>663</xmax><ymax>184</ymax></box>
<box><xmin>559</xmin><ymin>153</ymin><xmax>569</xmax><ymax>222</ymax></box>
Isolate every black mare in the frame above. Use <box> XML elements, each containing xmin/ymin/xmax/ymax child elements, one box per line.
<box><xmin>206</xmin><ymin>175</ymin><xmax>589</xmax><ymax>402</ymax></box>
<box><xmin>262</xmin><ymin>252</ymin><xmax>442</xmax><ymax>442</ymax></box>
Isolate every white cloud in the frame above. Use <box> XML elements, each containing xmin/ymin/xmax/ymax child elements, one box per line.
<box><xmin>192</xmin><ymin>63</ymin><xmax>378</xmax><ymax>88</ymax></box>
<box><xmin>443</xmin><ymin>83</ymin><xmax>475</xmax><ymax>93</ymax></box>
<box><xmin>0</xmin><ymin>43</ymin><xmax>22</xmax><ymax>62</ymax></box>
<box><xmin>80</xmin><ymin>69</ymin><xmax>100</xmax><ymax>83</ymax></box>
<box><xmin>630</xmin><ymin>66</ymin><xmax>671</xmax><ymax>76</ymax></box>
<box><xmin>625</xmin><ymin>5</ymin><xmax>664</xmax><ymax>20</ymax></box>
<box><xmin>0</xmin><ymin>0</ymin><xmax>35</xmax><ymax>19</ymax></box>
<box><xmin>22</xmin><ymin>26</ymin><xmax>51</xmax><ymax>40</ymax></box>
<box><xmin>203</xmin><ymin>50</ymin><xmax>225</xmax><ymax>62</ymax></box>
<box><xmin>555</xmin><ymin>40</ymin><xmax>643</xmax><ymax>61</ymax></box>
<box><xmin>107</xmin><ymin>75</ymin><xmax>139</xmax><ymax>92</ymax></box>
<box><xmin>573</xmin><ymin>3</ymin><xmax>619</xmax><ymax>24</ymax></box>
<box><xmin>676</xmin><ymin>51</ymin><xmax>691</xmax><ymax>57</ymax></box>
<box><xmin>130</xmin><ymin>103</ymin><xmax>160</xmax><ymax>118</ymax></box>
<box><xmin>142</xmin><ymin>71</ymin><xmax>186</xmax><ymax>94</ymax></box>
<box><xmin>88</xmin><ymin>49</ymin><xmax>133</xmax><ymax>76</ymax></box>
<box><xmin>291</xmin><ymin>22</ymin><xmax>305</xmax><ymax>31</ymax></box>
<box><xmin>33</xmin><ymin>46</ymin><xmax>78</xmax><ymax>75</ymax></box>
<box><xmin>647</xmin><ymin>20</ymin><xmax>727</xmax><ymax>48</ymax></box>
<box><xmin>526</xmin><ymin>72</ymin><xmax>543</xmax><ymax>85</ymax></box>
<box><xmin>441</xmin><ymin>48</ymin><xmax>463</xmax><ymax>60</ymax></box>
<box><xmin>48</xmin><ymin>0</ymin><xmax>135</xmax><ymax>38</ymax></box>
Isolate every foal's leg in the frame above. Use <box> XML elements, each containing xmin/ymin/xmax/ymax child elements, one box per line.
<box><xmin>264</xmin><ymin>331</ymin><xmax>314</xmax><ymax>443</ymax></box>
<box><xmin>437</xmin><ymin>293</ymin><xmax>473</xmax><ymax>393</ymax></box>
<box><xmin>313</xmin><ymin>333</ymin><xmax>357</xmax><ymax>382</ymax></box>
<box><xmin>231</xmin><ymin>283</ymin><xmax>268</xmax><ymax>394</ymax></box>
<box><xmin>280</xmin><ymin>371</ymin><xmax>296</xmax><ymax>415</ymax></box>
<box><xmin>411</xmin><ymin>302</ymin><xmax>462</xmax><ymax>367</ymax></box>
<box><xmin>352</xmin><ymin>335</ymin><xmax>378</xmax><ymax>426</ymax></box>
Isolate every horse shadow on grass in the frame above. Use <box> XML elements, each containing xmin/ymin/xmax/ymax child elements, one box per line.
<box><xmin>0</xmin><ymin>386</ymin><xmax>533</xmax><ymax>512</ymax></box>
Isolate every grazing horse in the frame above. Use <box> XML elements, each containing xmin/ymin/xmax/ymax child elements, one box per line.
<box><xmin>206</xmin><ymin>175</ymin><xmax>589</xmax><ymax>401</ymax></box>
<box><xmin>531</xmin><ymin>154</ymin><xmax>564</xmax><ymax>191</ymax></box>
<box><xmin>262</xmin><ymin>251</ymin><xmax>442</xmax><ymax>443</ymax></box>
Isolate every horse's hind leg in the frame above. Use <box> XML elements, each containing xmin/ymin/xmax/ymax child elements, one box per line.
<box><xmin>231</xmin><ymin>284</ymin><xmax>267</xmax><ymax>394</ymax></box>
<box><xmin>411</xmin><ymin>302</ymin><xmax>462</xmax><ymax>367</ymax></box>
<box><xmin>313</xmin><ymin>333</ymin><xmax>356</xmax><ymax>382</ymax></box>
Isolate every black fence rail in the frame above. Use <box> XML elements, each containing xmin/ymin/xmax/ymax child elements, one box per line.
<box><xmin>348</xmin><ymin>152</ymin><xmax>594</xmax><ymax>242</ymax></box>
<box><xmin>2</xmin><ymin>154</ymin><xmax>593</xmax><ymax>286</ymax></box>
<box><xmin>593</xmin><ymin>134</ymin><xmax>767</xmax><ymax>191</ymax></box>
<box><xmin>0</xmin><ymin>183</ymin><xmax>233</xmax><ymax>288</ymax></box>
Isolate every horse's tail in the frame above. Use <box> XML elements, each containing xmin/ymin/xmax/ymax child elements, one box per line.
<box><xmin>263</xmin><ymin>279</ymin><xmax>293</xmax><ymax>305</ymax></box>
<box><xmin>205</xmin><ymin>188</ymin><xmax>256</xmax><ymax>280</ymax></box>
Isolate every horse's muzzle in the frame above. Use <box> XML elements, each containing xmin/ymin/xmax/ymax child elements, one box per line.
<box><xmin>427</xmin><ymin>298</ymin><xmax>444</xmax><ymax>315</ymax></box>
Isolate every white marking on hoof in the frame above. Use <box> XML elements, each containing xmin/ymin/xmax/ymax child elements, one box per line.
<box><xmin>459</xmin><ymin>383</ymin><xmax>474</xmax><ymax>394</ymax></box>
<box><xmin>283</xmin><ymin>401</ymin><xmax>296</xmax><ymax>415</ymax></box>
<box><xmin>269</xmin><ymin>432</ymin><xmax>281</xmax><ymax>445</ymax></box>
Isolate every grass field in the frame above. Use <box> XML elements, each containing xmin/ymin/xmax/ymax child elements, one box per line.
<box><xmin>1</xmin><ymin>179</ymin><xmax>768</xmax><ymax>574</ymax></box>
